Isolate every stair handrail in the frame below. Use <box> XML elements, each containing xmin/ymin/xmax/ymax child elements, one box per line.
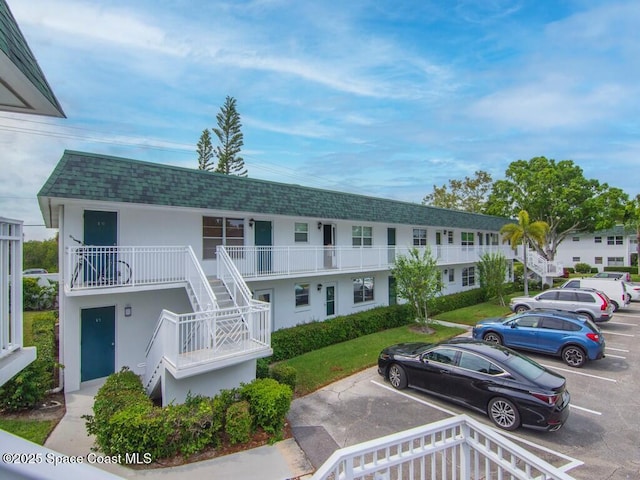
<box><xmin>216</xmin><ymin>246</ymin><xmax>253</xmax><ymax>307</ymax></box>
<box><xmin>144</xmin><ymin>309</ymin><xmax>178</xmax><ymax>391</ymax></box>
<box><xmin>185</xmin><ymin>245</ymin><xmax>219</xmax><ymax>310</ymax></box>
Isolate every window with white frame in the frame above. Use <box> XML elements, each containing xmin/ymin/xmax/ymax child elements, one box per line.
<box><xmin>462</xmin><ymin>267</ymin><xmax>475</xmax><ymax>286</ymax></box>
<box><xmin>352</xmin><ymin>226</ymin><xmax>373</xmax><ymax>247</ymax></box>
<box><xmin>595</xmin><ymin>257</ymin><xmax>603</xmax><ymax>264</ymax></box>
<box><xmin>448</xmin><ymin>268</ymin><xmax>455</xmax><ymax>283</ymax></box>
<box><xmin>490</xmin><ymin>233</ymin><xmax>499</xmax><ymax>245</ymax></box>
<box><xmin>203</xmin><ymin>217</ymin><xmax>244</xmax><ymax>259</ymax></box>
<box><xmin>572</xmin><ymin>237</ymin><xmax>580</xmax><ymax>242</ymax></box>
<box><xmin>607</xmin><ymin>257</ymin><xmax>624</xmax><ymax>266</ymax></box>
<box><xmin>294</xmin><ymin>222</ymin><xmax>308</xmax><ymax>243</ymax></box>
<box><xmin>413</xmin><ymin>228</ymin><xmax>427</xmax><ymax>246</ymax></box>
<box><xmin>607</xmin><ymin>236</ymin><xmax>623</xmax><ymax>245</ymax></box>
<box><xmin>572</xmin><ymin>257</ymin><xmax>580</xmax><ymax>262</ymax></box>
<box><xmin>353</xmin><ymin>277</ymin><xmax>374</xmax><ymax>303</ymax></box>
<box><xmin>295</xmin><ymin>283</ymin><xmax>310</xmax><ymax>307</ymax></box>
<box><xmin>594</xmin><ymin>236</ymin><xmax>602</xmax><ymax>243</ymax></box>
<box><xmin>461</xmin><ymin>232</ymin><xmax>474</xmax><ymax>246</ymax></box>
<box><xmin>447</xmin><ymin>231</ymin><xmax>454</xmax><ymax>244</ymax></box>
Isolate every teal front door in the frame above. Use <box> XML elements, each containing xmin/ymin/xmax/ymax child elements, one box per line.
<box><xmin>81</xmin><ymin>306</ymin><xmax>115</xmax><ymax>381</ymax></box>
<box><xmin>255</xmin><ymin>221</ymin><xmax>272</xmax><ymax>273</ymax></box>
<box><xmin>84</xmin><ymin>210</ymin><xmax>117</xmax><ymax>246</ymax></box>
<box><xmin>83</xmin><ymin>211</ymin><xmax>118</xmax><ymax>283</ymax></box>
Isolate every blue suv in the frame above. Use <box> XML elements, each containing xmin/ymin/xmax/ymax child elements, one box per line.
<box><xmin>472</xmin><ymin>310</ymin><xmax>605</xmax><ymax>367</ymax></box>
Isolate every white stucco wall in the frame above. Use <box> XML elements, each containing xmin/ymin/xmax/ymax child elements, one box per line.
<box><xmin>61</xmin><ymin>287</ymin><xmax>191</xmax><ymax>392</ymax></box>
<box><xmin>162</xmin><ymin>359</ymin><xmax>257</xmax><ymax>406</ymax></box>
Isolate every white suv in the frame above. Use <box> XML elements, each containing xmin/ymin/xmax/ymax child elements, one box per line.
<box><xmin>510</xmin><ymin>288</ymin><xmax>614</xmax><ymax>323</ymax></box>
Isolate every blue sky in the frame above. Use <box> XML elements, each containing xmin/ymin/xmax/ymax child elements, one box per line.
<box><xmin>3</xmin><ymin>0</ymin><xmax>639</xmax><ymax>240</ymax></box>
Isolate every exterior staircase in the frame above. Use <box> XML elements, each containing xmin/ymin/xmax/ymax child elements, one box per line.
<box><xmin>515</xmin><ymin>246</ymin><xmax>564</xmax><ymax>285</ymax></box>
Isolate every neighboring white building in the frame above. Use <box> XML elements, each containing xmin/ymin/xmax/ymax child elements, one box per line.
<box><xmin>38</xmin><ymin>150</ymin><xmax>517</xmax><ymax>405</ymax></box>
<box><xmin>554</xmin><ymin>226</ymin><xmax>638</xmax><ymax>272</ymax></box>
<box><xmin>0</xmin><ymin>0</ymin><xmax>65</xmax><ymax>389</ymax></box>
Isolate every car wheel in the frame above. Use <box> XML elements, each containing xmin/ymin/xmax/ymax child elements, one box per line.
<box><xmin>611</xmin><ymin>301</ymin><xmax>619</xmax><ymax>312</ymax></box>
<box><xmin>562</xmin><ymin>345</ymin><xmax>586</xmax><ymax>367</ymax></box>
<box><xmin>388</xmin><ymin>364</ymin><xmax>408</xmax><ymax>390</ymax></box>
<box><xmin>514</xmin><ymin>305</ymin><xmax>529</xmax><ymax>314</ymax></box>
<box><xmin>483</xmin><ymin>332</ymin><xmax>503</xmax><ymax>345</ymax></box>
<box><xmin>488</xmin><ymin>397</ymin><xmax>520</xmax><ymax>431</ymax></box>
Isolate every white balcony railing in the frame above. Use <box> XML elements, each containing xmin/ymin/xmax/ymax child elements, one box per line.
<box><xmin>312</xmin><ymin>414</ymin><xmax>576</xmax><ymax>480</ymax></box>
<box><xmin>65</xmin><ymin>245</ymin><xmax>216</xmax><ymax>295</ymax></box>
<box><xmin>144</xmin><ymin>302</ymin><xmax>271</xmax><ymax>390</ymax></box>
<box><xmin>223</xmin><ymin>245</ymin><xmax>516</xmax><ymax>279</ymax></box>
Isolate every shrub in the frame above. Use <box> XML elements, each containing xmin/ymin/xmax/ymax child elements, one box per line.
<box><xmin>574</xmin><ymin>262</ymin><xmax>592</xmax><ymax>274</ymax></box>
<box><xmin>84</xmin><ymin>367</ymin><xmax>152</xmax><ymax>453</ymax></box>
<box><xmin>256</xmin><ymin>357</ymin><xmax>270</xmax><ymax>378</ymax></box>
<box><xmin>0</xmin><ymin>313</ymin><xmax>58</xmax><ymax>411</ymax></box>
<box><xmin>270</xmin><ymin>304</ymin><xmax>412</xmax><ymax>361</ymax></box>
<box><xmin>225</xmin><ymin>400</ymin><xmax>252</xmax><ymax>444</ymax></box>
<box><xmin>269</xmin><ymin>363</ymin><xmax>297</xmax><ymax>391</ymax></box>
<box><xmin>241</xmin><ymin>378</ymin><xmax>292</xmax><ymax>440</ymax></box>
<box><xmin>22</xmin><ymin>278</ymin><xmax>58</xmax><ymax>311</ymax></box>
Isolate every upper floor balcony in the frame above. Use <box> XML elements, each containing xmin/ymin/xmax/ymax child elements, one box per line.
<box><xmin>223</xmin><ymin>244</ymin><xmax>516</xmax><ymax>281</ymax></box>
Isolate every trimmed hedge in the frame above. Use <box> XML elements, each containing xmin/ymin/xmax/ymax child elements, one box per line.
<box><xmin>270</xmin><ymin>304</ymin><xmax>412</xmax><ymax>362</ymax></box>
<box><xmin>84</xmin><ymin>368</ymin><xmax>292</xmax><ymax>463</ymax></box>
<box><xmin>268</xmin><ymin>289</ymin><xmax>488</xmax><ymax>364</ymax></box>
<box><xmin>0</xmin><ymin>312</ymin><xmax>58</xmax><ymax>411</ymax></box>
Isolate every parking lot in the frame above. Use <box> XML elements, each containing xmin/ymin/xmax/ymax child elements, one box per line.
<box><xmin>288</xmin><ymin>302</ymin><xmax>640</xmax><ymax>480</ymax></box>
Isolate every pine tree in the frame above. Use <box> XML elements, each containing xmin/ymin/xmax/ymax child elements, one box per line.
<box><xmin>196</xmin><ymin>129</ymin><xmax>214</xmax><ymax>171</ymax></box>
<box><xmin>213</xmin><ymin>96</ymin><xmax>247</xmax><ymax>176</ymax></box>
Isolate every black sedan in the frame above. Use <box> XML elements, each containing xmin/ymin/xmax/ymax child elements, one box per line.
<box><xmin>378</xmin><ymin>338</ymin><xmax>570</xmax><ymax>431</ymax></box>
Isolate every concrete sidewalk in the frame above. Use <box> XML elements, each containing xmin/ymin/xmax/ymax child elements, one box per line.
<box><xmin>44</xmin><ymin>379</ymin><xmax>314</xmax><ymax>480</ymax></box>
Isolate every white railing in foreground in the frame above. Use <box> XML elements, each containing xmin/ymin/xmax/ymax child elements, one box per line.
<box><xmin>311</xmin><ymin>414</ymin><xmax>575</xmax><ymax>480</ymax></box>
<box><xmin>0</xmin><ymin>218</ymin><xmax>23</xmax><ymax>360</ymax></box>
<box><xmin>223</xmin><ymin>245</ymin><xmax>515</xmax><ymax>278</ymax></box>
<box><xmin>144</xmin><ymin>303</ymin><xmax>271</xmax><ymax>390</ymax></box>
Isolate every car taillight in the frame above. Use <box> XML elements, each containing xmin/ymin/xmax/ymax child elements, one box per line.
<box><xmin>586</xmin><ymin>333</ymin><xmax>600</xmax><ymax>342</ymax></box>
<box><xmin>596</xmin><ymin>292</ymin><xmax>609</xmax><ymax>310</ymax></box>
<box><xmin>531</xmin><ymin>392</ymin><xmax>559</xmax><ymax>406</ymax></box>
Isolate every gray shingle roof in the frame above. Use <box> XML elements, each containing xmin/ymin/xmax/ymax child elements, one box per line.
<box><xmin>39</xmin><ymin>150</ymin><xmax>511</xmax><ymax>230</ymax></box>
<box><xmin>0</xmin><ymin>0</ymin><xmax>65</xmax><ymax>117</ymax></box>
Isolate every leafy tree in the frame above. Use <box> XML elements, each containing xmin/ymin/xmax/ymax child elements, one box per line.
<box><xmin>391</xmin><ymin>247</ymin><xmax>443</xmax><ymax>328</ymax></box>
<box><xmin>477</xmin><ymin>252</ymin><xmax>509</xmax><ymax>306</ymax></box>
<box><xmin>213</xmin><ymin>96</ymin><xmax>247</xmax><ymax>176</ymax></box>
<box><xmin>485</xmin><ymin>157</ymin><xmax>628</xmax><ymax>260</ymax></box>
<box><xmin>623</xmin><ymin>194</ymin><xmax>640</xmax><ymax>274</ymax></box>
<box><xmin>196</xmin><ymin>128</ymin><xmax>214</xmax><ymax>171</ymax></box>
<box><xmin>422</xmin><ymin>170</ymin><xmax>492</xmax><ymax>213</ymax></box>
<box><xmin>500</xmin><ymin>210</ymin><xmax>548</xmax><ymax>296</ymax></box>
<box><xmin>23</xmin><ymin>237</ymin><xmax>58</xmax><ymax>272</ymax></box>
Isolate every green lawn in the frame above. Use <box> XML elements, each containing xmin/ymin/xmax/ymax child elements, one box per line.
<box><xmin>0</xmin><ymin>418</ymin><xmax>58</xmax><ymax>445</ymax></box>
<box><xmin>1</xmin><ymin>311</ymin><xmax>59</xmax><ymax>445</ymax></box>
<box><xmin>434</xmin><ymin>302</ymin><xmax>512</xmax><ymax>326</ymax></box>
<box><xmin>280</xmin><ymin>323</ymin><xmax>465</xmax><ymax>396</ymax></box>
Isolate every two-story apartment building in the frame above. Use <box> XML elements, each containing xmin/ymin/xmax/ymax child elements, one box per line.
<box><xmin>38</xmin><ymin>150</ymin><xmax>515</xmax><ymax>405</ymax></box>
<box><xmin>555</xmin><ymin>226</ymin><xmax>638</xmax><ymax>272</ymax></box>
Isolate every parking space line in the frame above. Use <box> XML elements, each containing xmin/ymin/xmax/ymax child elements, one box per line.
<box><xmin>371</xmin><ymin>379</ymin><xmax>584</xmax><ymax>474</ymax></box>
<box><xmin>602</xmin><ymin>331</ymin><xmax>635</xmax><ymax>337</ymax></box>
<box><xmin>539</xmin><ymin>364</ymin><xmax>617</xmax><ymax>382</ymax></box>
<box><xmin>604</xmin><ymin>353</ymin><xmax>626</xmax><ymax>359</ymax></box>
<box><xmin>370</xmin><ymin>380</ymin><xmax>457</xmax><ymax>415</ymax></box>
<box><xmin>607</xmin><ymin>321</ymin><xmax>635</xmax><ymax>326</ymax></box>
<box><xmin>606</xmin><ymin>347</ymin><xmax>629</xmax><ymax>352</ymax></box>
<box><xmin>570</xmin><ymin>404</ymin><xmax>602</xmax><ymax>416</ymax></box>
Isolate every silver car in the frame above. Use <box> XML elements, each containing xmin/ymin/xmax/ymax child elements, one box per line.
<box><xmin>509</xmin><ymin>288</ymin><xmax>614</xmax><ymax>323</ymax></box>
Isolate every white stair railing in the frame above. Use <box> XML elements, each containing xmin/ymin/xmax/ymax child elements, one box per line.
<box><xmin>312</xmin><ymin>414</ymin><xmax>576</xmax><ymax>480</ymax></box>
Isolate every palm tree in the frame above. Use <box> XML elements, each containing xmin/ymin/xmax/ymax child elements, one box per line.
<box><xmin>500</xmin><ymin>210</ymin><xmax>549</xmax><ymax>296</ymax></box>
